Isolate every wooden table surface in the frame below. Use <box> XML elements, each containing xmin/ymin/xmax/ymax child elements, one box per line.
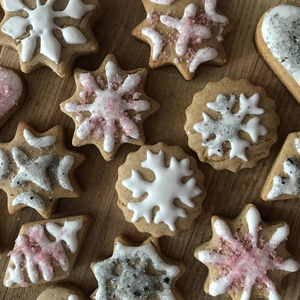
<box><xmin>0</xmin><ymin>0</ymin><xmax>299</xmax><ymax>299</ymax></box>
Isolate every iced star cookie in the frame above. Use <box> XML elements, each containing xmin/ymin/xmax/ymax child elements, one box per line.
<box><xmin>91</xmin><ymin>235</ymin><xmax>185</xmax><ymax>300</ymax></box>
<box><xmin>60</xmin><ymin>54</ymin><xmax>160</xmax><ymax>161</ymax></box>
<box><xmin>194</xmin><ymin>204</ymin><xmax>300</xmax><ymax>300</ymax></box>
<box><xmin>116</xmin><ymin>142</ymin><xmax>206</xmax><ymax>237</ymax></box>
<box><xmin>261</xmin><ymin>132</ymin><xmax>300</xmax><ymax>201</ymax></box>
<box><xmin>4</xmin><ymin>215</ymin><xmax>90</xmax><ymax>287</ymax></box>
<box><xmin>185</xmin><ymin>78</ymin><xmax>280</xmax><ymax>172</ymax></box>
<box><xmin>0</xmin><ymin>122</ymin><xmax>85</xmax><ymax>218</ymax></box>
<box><xmin>255</xmin><ymin>4</ymin><xmax>300</xmax><ymax>104</ymax></box>
<box><xmin>132</xmin><ymin>0</ymin><xmax>234</xmax><ymax>80</ymax></box>
<box><xmin>37</xmin><ymin>285</ymin><xmax>87</xmax><ymax>300</ymax></box>
<box><xmin>0</xmin><ymin>0</ymin><xmax>101</xmax><ymax>77</ymax></box>
<box><xmin>0</xmin><ymin>66</ymin><xmax>26</xmax><ymax>128</ymax></box>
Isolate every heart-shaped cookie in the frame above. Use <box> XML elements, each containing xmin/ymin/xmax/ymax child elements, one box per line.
<box><xmin>0</xmin><ymin>66</ymin><xmax>26</xmax><ymax>128</ymax></box>
<box><xmin>255</xmin><ymin>4</ymin><xmax>300</xmax><ymax>103</ymax></box>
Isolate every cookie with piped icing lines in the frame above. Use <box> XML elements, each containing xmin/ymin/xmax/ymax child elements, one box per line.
<box><xmin>194</xmin><ymin>204</ymin><xmax>300</xmax><ymax>300</ymax></box>
<box><xmin>184</xmin><ymin>78</ymin><xmax>280</xmax><ymax>172</ymax></box>
<box><xmin>4</xmin><ymin>215</ymin><xmax>90</xmax><ymax>287</ymax></box>
<box><xmin>60</xmin><ymin>54</ymin><xmax>160</xmax><ymax>161</ymax></box>
<box><xmin>132</xmin><ymin>0</ymin><xmax>234</xmax><ymax>80</ymax></box>
<box><xmin>261</xmin><ymin>131</ymin><xmax>300</xmax><ymax>201</ymax></box>
<box><xmin>115</xmin><ymin>142</ymin><xmax>206</xmax><ymax>237</ymax></box>
<box><xmin>37</xmin><ymin>284</ymin><xmax>88</xmax><ymax>300</ymax></box>
<box><xmin>0</xmin><ymin>66</ymin><xmax>26</xmax><ymax>128</ymax></box>
<box><xmin>255</xmin><ymin>4</ymin><xmax>300</xmax><ymax>104</ymax></box>
<box><xmin>91</xmin><ymin>235</ymin><xmax>185</xmax><ymax>300</ymax></box>
<box><xmin>0</xmin><ymin>0</ymin><xmax>102</xmax><ymax>77</ymax></box>
<box><xmin>0</xmin><ymin>122</ymin><xmax>85</xmax><ymax>218</ymax></box>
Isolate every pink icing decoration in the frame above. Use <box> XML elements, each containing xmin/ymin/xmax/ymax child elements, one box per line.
<box><xmin>0</xmin><ymin>67</ymin><xmax>23</xmax><ymax>118</ymax></box>
<box><xmin>147</xmin><ymin>10</ymin><xmax>159</xmax><ymax>24</ymax></box>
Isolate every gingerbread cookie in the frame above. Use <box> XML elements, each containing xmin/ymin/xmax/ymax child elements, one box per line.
<box><xmin>116</xmin><ymin>142</ymin><xmax>206</xmax><ymax>237</ymax></box>
<box><xmin>0</xmin><ymin>122</ymin><xmax>85</xmax><ymax>218</ymax></box>
<box><xmin>0</xmin><ymin>0</ymin><xmax>102</xmax><ymax>77</ymax></box>
<box><xmin>255</xmin><ymin>4</ymin><xmax>300</xmax><ymax>104</ymax></box>
<box><xmin>4</xmin><ymin>215</ymin><xmax>90</xmax><ymax>287</ymax></box>
<box><xmin>91</xmin><ymin>235</ymin><xmax>185</xmax><ymax>300</ymax></box>
<box><xmin>37</xmin><ymin>285</ymin><xmax>87</xmax><ymax>300</ymax></box>
<box><xmin>194</xmin><ymin>204</ymin><xmax>300</xmax><ymax>300</ymax></box>
<box><xmin>185</xmin><ymin>78</ymin><xmax>280</xmax><ymax>172</ymax></box>
<box><xmin>0</xmin><ymin>66</ymin><xmax>26</xmax><ymax>128</ymax></box>
<box><xmin>132</xmin><ymin>0</ymin><xmax>234</xmax><ymax>80</ymax></box>
<box><xmin>261</xmin><ymin>132</ymin><xmax>300</xmax><ymax>201</ymax></box>
<box><xmin>60</xmin><ymin>54</ymin><xmax>160</xmax><ymax>161</ymax></box>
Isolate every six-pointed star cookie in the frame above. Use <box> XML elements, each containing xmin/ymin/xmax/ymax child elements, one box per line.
<box><xmin>60</xmin><ymin>54</ymin><xmax>160</xmax><ymax>161</ymax></box>
<box><xmin>0</xmin><ymin>122</ymin><xmax>85</xmax><ymax>218</ymax></box>
<box><xmin>91</xmin><ymin>235</ymin><xmax>185</xmax><ymax>300</ymax></box>
<box><xmin>132</xmin><ymin>0</ymin><xmax>234</xmax><ymax>80</ymax></box>
<box><xmin>0</xmin><ymin>0</ymin><xmax>102</xmax><ymax>77</ymax></box>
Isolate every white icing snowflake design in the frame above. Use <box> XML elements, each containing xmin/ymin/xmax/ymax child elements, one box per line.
<box><xmin>6</xmin><ymin>219</ymin><xmax>83</xmax><ymax>287</ymax></box>
<box><xmin>193</xmin><ymin>93</ymin><xmax>268</xmax><ymax>161</ymax></box>
<box><xmin>64</xmin><ymin>60</ymin><xmax>150</xmax><ymax>153</ymax></box>
<box><xmin>197</xmin><ymin>206</ymin><xmax>300</xmax><ymax>300</ymax></box>
<box><xmin>1</xmin><ymin>0</ymin><xmax>95</xmax><ymax>63</ymax></box>
<box><xmin>122</xmin><ymin>150</ymin><xmax>201</xmax><ymax>231</ymax></box>
<box><xmin>92</xmin><ymin>240</ymin><xmax>180</xmax><ymax>300</ymax></box>
<box><xmin>268</xmin><ymin>138</ymin><xmax>300</xmax><ymax>199</ymax></box>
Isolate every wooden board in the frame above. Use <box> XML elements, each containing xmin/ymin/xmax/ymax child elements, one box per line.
<box><xmin>0</xmin><ymin>0</ymin><xmax>299</xmax><ymax>299</ymax></box>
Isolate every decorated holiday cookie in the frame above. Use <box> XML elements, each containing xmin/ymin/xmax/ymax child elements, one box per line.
<box><xmin>185</xmin><ymin>78</ymin><xmax>280</xmax><ymax>172</ymax></box>
<box><xmin>132</xmin><ymin>0</ymin><xmax>234</xmax><ymax>80</ymax></box>
<box><xmin>255</xmin><ymin>4</ymin><xmax>300</xmax><ymax>104</ymax></box>
<box><xmin>0</xmin><ymin>0</ymin><xmax>102</xmax><ymax>77</ymax></box>
<box><xmin>115</xmin><ymin>142</ymin><xmax>206</xmax><ymax>237</ymax></box>
<box><xmin>0</xmin><ymin>66</ymin><xmax>26</xmax><ymax>128</ymax></box>
<box><xmin>194</xmin><ymin>204</ymin><xmax>300</xmax><ymax>300</ymax></box>
<box><xmin>261</xmin><ymin>132</ymin><xmax>300</xmax><ymax>201</ymax></box>
<box><xmin>37</xmin><ymin>284</ymin><xmax>87</xmax><ymax>300</ymax></box>
<box><xmin>0</xmin><ymin>122</ymin><xmax>85</xmax><ymax>218</ymax></box>
<box><xmin>91</xmin><ymin>235</ymin><xmax>185</xmax><ymax>300</ymax></box>
<box><xmin>4</xmin><ymin>215</ymin><xmax>90</xmax><ymax>287</ymax></box>
<box><xmin>60</xmin><ymin>54</ymin><xmax>160</xmax><ymax>161</ymax></box>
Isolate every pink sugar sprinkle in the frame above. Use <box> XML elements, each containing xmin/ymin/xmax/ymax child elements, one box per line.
<box><xmin>147</xmin><ymin>10</ymin><xmax>159</xmax><ymax>24</ymax></box>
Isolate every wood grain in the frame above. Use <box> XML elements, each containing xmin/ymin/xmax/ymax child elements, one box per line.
<box><xmin>0</xmin><ymin>0</ymin><xmax>299</xmax><ymax>299</ymax></box>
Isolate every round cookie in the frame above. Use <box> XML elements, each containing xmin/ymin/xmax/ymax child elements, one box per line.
<box><xmin>185</xmin><ymin>77</ymin><xmax>280</xmax><ymax>172</ymax></box>
<box><xmin>115</xmin><ymin>142</ymin><xmax>206</xmax><ymax>237</ymax></box>
<box><xmin>37</xmin><ymin>285</ymin><xmax>87</xmax><ymax>300</ymax></box>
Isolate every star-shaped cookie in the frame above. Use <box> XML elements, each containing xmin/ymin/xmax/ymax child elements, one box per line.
<box><xmin>60</xmin><ymin>54</ymin><xmax>160</xmax><ymax>161</ymax></box>
<box><xmin>91</xmin><ymin>235</ymin><xmax>185</xmax><ymax>300</ymax></box>
<box><xmin>0</xmin><ymin>122</ymin><xmax>85</xmax><ymax>218</ymax></box>
<box><xmin>0</xmin><ymin>0</ymin><xmax>102</xmax><ymax>77</ymax></box>
<box><xmin>132</xmin><ymin>0</ymin><xmax>234</xmax><ymax>80</ymax></box>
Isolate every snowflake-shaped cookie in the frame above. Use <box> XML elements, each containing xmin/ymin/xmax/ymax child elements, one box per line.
<box><xmin>262</xmin><ymin>132</ymin><xmax>300</xmax><ymax>201</ymax></box>
<box><xmin>0</xmin><ymin>122</ymin><xmax>85</xmax><ymax>218</ymax></box>
<box><xmin>4</xmin><ymin>215</ymin><xmax>90</xmax><ymax>287</ymax></box>
<box><xmin>0</xmin><ymin>0</ymin><xmax>101</xmax><ymax>77</ymax></box>
<box><xmin>116</xmin><ymin>142</ymin><xmax>206</xmax><ymax>237</ymax></box>
<box><xmin>132</xmin><ymin>0</ymin><xmax>234</xmax><ymax>80</ymax></box>
<box><xmin>61</xmin><ymin>54</ymin><xmax>160</xmax><ymax>161</ymax></box>
<box><xmin>195</xmin><ymin>204</ymin><xmax>300</xmax><ymax>300</ymax></box>
<box><xmin>91</xmin><ymin>236</ymin><xmax>184</xmax><ymax>300</ymax></box>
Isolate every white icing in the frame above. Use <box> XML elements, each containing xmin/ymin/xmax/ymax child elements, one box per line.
<box><xmin>150</xmin><ymin>0</ymin><xmax>175</xmax><ymax>5</ymax></box>
<box><xmin>12</xmin><ymin>191</ymin><xmax>45</xmax><ymax>211</ymax></box>
<box><xmin>64</xmin><ymin>61</ymin><xmax>150</xmax><ymax>153</ymax></box>
<box><xmin>189</xmin><ymin>47</ymin><xmax>218</xmax><ymax>73</ymax></box>
<box><xmin>261</xmin><ymin>5</ymin><xmax>300</xmax><ymax>85</ymax></box>
<box><xmin>0</xmin><ymin>149</ymin><xmax>10</xmax><ymax>179</ymax></box>
<box><xmin>122</xmin><ymin>149</ymin><xmax>201</xmax><ymax>231</ymax></box>
<box><xmin>11</xmin><ymin>146</ymin><xmax>54</xmax><ymax>191</ymax></box>
<box><xmin>68</xmin><ymin>295</ymin><xmax>79</xmax><ymax>300</ymax></box>
<box><xmin>204</xmin><ymin>0</ymin><xmax>228</xmax><ymax>23</ymax></box>
<box><xmin>93</xmin><ymin>241</ymin><xmax>180</xmax><ymax>299</ymax></box>
<box><xmin>142</xmin><ymin>27</ymin><xmax>164</xmax><ymax>60</ymax></box>
<box><xmin>23</xmin><ymin>129</ymin><xmax>56</xmax><ymax>149</ymax></box>
<box><xmin>1</xmin><ymin>0</ymin><xmax>95</xmax><ymax>63</ymax></box>
<box><xmin>193</xmin><ymin>93</ymin><xmax>267</xmax><ymax>161</ymax></box>
<box><xmin>56</xmin><ymin>155</ymin><xmax>74</xmax><ymax>191</ymax></box>
<box><xmin>197</xmin><ymin>207</ymin><xmax>300</xmax><ymax>299</ymax></box>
